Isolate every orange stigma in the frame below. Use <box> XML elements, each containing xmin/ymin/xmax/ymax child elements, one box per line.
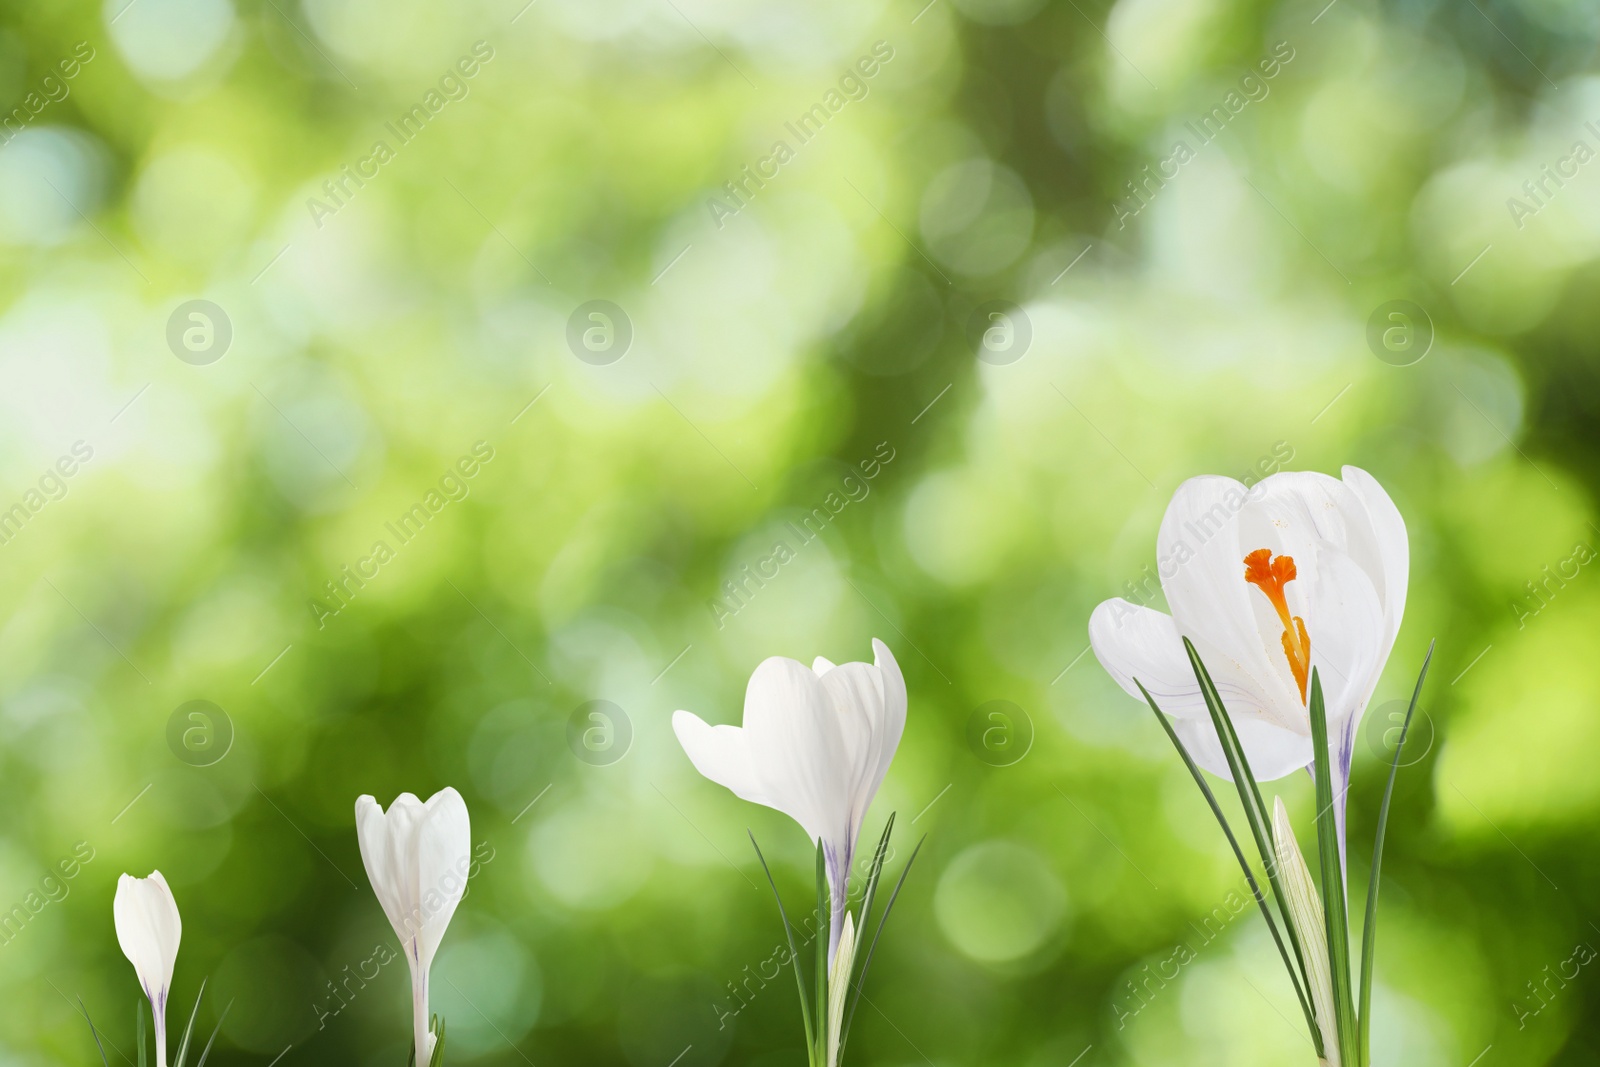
<box><xmin>1243</xmin><ymin>548</ymin><xmax>1310</xmax><ymax>704</ymax></box>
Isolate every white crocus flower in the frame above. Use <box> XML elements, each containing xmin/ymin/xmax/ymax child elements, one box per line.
<box><xmin>356</xmin><ymin>788</ymin><xmax>472</xmax><ymax>1064</ymax></box>
<box><xmin>1089</xmin><ymin>466</ymin><xmax>1407</xmax><ymax>867</ymax></box>
<box><xmin>114</xmin><ymin>871</ymin><xmax>182</xmax><ymax>1067</ymax></box>
<box><xmin>672</xmin><ymin>638</ymin><xmax>906</xmax><ymax>965</ymax></box>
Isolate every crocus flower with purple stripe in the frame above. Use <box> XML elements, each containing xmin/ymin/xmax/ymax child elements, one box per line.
<box><xmin>356</xmin><ymin>787</ymin><xmax>471</xmax><ymax>1064</ymax></box>
<box><xmin>672</xmin><ymin>639</ymin><xmax>906</xmax><ymax>966</ymax></box>
<box><xmin>114</xmin><ymin>870</ymin><xmax>182</xmax><ymax>1067</ymax></box>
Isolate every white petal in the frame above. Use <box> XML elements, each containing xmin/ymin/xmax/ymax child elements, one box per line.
<box><xmin>1091</xmin><ymin>598</ymin><xmax>1312</xmax><ymax>780</ymax></box>
<box><xmin>739</xmin><ymin>656</ymin><xmax>854</xmax><ymax>847</ymax></box>
<box><xmin>1089</xmin><ymin>597</ymin><xmax>1283</xmax><ymax>732</ymax></box>
<box><xmin>1302</xmin><ymin>549</ymin><xmax>1386</xmax><ymax>733</ymax></box>
<box><xmin>1237</xmin><ymin>472</ymin><xmax>1393</xmax><ymax>695</ymax></box>
<box><xmin>1089</xmin><ymin>599</ymin><xmax>1207</xmax><ymax>717</ymax></box>
<box><xmin>813</xmin><ymin>639</ymin><xmax>906</xmax><ymax>842</ymax></box>
<box><xmin>1241</xmin><ymin>470</ymin><xmax>1387</xmax><ymax>597</ymax></box>
<box><xmin>1341</xmin><ymin>465</ymin><xmax>1408</xmax><ymax>645</ymax></box>
<box><xmin>355</xmin><ymin>796</ymin><xmax>402</xmax><ymax>942</ymax></box>
<box><xmin>812</xmin><ymin>656</ymin><xmax>836</xmax><ymax>675</ymax></box>
<box><xmin>866</xmin><ymin>639</ymin><xmax>907</xmax><ymax>798</ymax></box>
<box><xmin>671</xmin><ymin>710</ymin><xmax>771</xmax><ymax>806</ymax></box>
<box><xmin>1171</xmin><ymin>713</ymin><xmax>1313</xmax><ymax>782</ymax></box>
<box><xmin>412</xmin><ymin>787</ymin><xmax>471</xmax><ymax>971</ymax></box>
<box><xmin>356</xmin><ymin>793</ymin><xmax>420</xmax><ymax>958</ymax></box>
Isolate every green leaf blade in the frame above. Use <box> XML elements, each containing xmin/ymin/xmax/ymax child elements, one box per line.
<box><xmin>1134</xmin><ymin>679</ymin><xmax>1320</xmax><ymax>1049</ymax></box>
<box><xmin>1181</xmin><ymin>638</ymin><xmax>1323</xmax><ymax>1057</ymax></box>
<box><xmin>841</xmin><ymin>829</ymin><xmax>922</xmax><ymax>1051</ymax></box>
<box><xmin>1358</xmin><ymin>641</ymin><xmax>1433</xmax><ymax>1063</ymax></box>
<box><xmin>172</xmin><ymin>978</ymin><xmax>206</xmax><ymax>1067</ymax></box>
<box><xmin>74</xmin><ymin>996</ymin><xmax>112</xmax><ymax>1067</ymax></box>
<box><xmin>814</xmin><ymin>841</ymin><xmax>829</xmax><ymax>1067</ymax></box>
<box><xmin>428</xmin><ymin>1015</ymin><xmax>446</xmax><ymax>1067</ymax></box>
<box><xmin>194</xmin><ymin>999</ymin><xmax>233</xmax><ymax>1067</ymax></box>
<box><xmin>1309</xmin><ymin>669</ymin><xmax>1360</xmax><ymax>1065</ymax></box>
<box><xmin>749</xmin><ymin>831</ymin><xmax>816</xmax><ymax>1056</ymax></box>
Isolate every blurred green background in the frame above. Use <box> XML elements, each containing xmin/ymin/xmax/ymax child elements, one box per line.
<box><xmin>0</xmin><ymin>0</ymin><xmax>1597</xmax><ymax>1063</ymax></box>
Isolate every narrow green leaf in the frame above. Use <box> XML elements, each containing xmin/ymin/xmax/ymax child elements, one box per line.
<box><xmin>1135</xmin><ymin>679</ymin><xmax>1320</xmax><ymax>1051</ymax></box>
<box><xmin>849</xmin><ymin>814</ymin><xmax>896</xmax><ymax>982</ymax></box>
<box><xmin>74</xmin><ymin>996</ymin><xmax>112</xmax><ymax>1067</ymax></box>
<box><xmin>194</xmin><ymin>999</ymin><xmax>233</xmax><ymax>1067</ymax></box>
<box><xmin>1309</xmin><ymin>669</ymin><xmax>1359</xmax><ymax>1065</ymax></box>
<box><xmin>1358</xmin><ymin>640</ymin><xmax>1433</xmax><ymax>1063</ymax></box>
<box><xmin>1183</xmin><ymin>637</ymin><xmax>1322</xmax><ymax>1056</ymax></box>
<box><xmin>428</xmin><ymin>1014</ymin><xmax>446</xmax><ymax>1067</ymax></box>
<box><xmin>748</xmin><ymin>831</ymin><xmax>815</xmax><ymax>1055</ymax></box>
<box><xmin>814</xmin><ymin>841</ymin><xmax>828</xmax><ymax>1067</ymax></box>
<box><xmin>837</xmin><ymin>812</ymin><xmax>897</xmax><ymax>1057</ymax></box>
<box><xmin>172</xmin><ymin>978</ymin><xmax>206</xmax><ymax>1067</ymax></box>
<box><xmin>839</xmin><ymin>832</ymin><xmax>924</xmax><ymax>1052</ymax></box>
<box><xmin>136</xmin><ymin>998</ymin><xmax>148</xmax><ymax>1067</ymax></box>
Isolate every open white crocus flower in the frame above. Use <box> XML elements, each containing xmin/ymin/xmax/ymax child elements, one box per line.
<box><xmin>1089</xmin><ymin>466</ymin><xmax>1407</xmax><ymax>862</ymax></box>
<box><xmin>672</xmin><ymin>638</ymin><xmax>906</xmax><ymax>966</ymax></box>
<box><xmin>356</xmin><ymin>787</ymin><xmax>472</xmax><ymax>1064</ymax></box>
<box><xmin>115</xmin><ymin>871</ymin><xmax>182</xmax><ymax>1067</ymax></box>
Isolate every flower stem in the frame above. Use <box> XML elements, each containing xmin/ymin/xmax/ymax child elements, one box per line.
<box><xmin>412</xmin><ymin>969</ymin><xmax>431</xmax><ymax>1065</ymax></box>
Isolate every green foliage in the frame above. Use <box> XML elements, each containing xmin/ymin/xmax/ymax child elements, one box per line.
<box><xmin>751</xmin><ymin>830</ymin><xmax>816</xmax><ymax>1058</ymax></box>
<box><xmin>1158</xmin><ymin>642</ymin><xmax>1441</xmax><ymax>1066</ymax></box>
<box><xmin>1358</xmin><ymin>643</ymin><xmax>1434</xmax><ymax>1059</ymax></box>
<box><xmin>73</xmin><ymin>997</ymin><xmax>110</xmax><ymax>1067</ymax></box>
<box><xmin>1136</xmin><ymin>678</ymin><xmax>1318</xmax><ymax>1049</ymax></box>
<box><xmin>750</xmin><ymin>818</ymin><xmax>920</xmax><ymax>1067</ymax></box>
<box><xmin>1182</xmin><ymin>639</ymin><xmax>1322</xmax><ymax>1055</ymax></box>
<box><xmin>80</xmin><ymin>982</ymin><xmax>222</xmax><ymax>1067</ymax></box>
<box><xmin>1308</xmin><ymin>672</ymin><xmax>1359</xmax><ymax>1064</ymax></box>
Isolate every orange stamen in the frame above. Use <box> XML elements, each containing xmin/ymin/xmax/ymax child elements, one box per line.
<box><xmin>1243</xmin><ymin>548</ymin><xmax>1311</xmax><ymax>704</ymax></box>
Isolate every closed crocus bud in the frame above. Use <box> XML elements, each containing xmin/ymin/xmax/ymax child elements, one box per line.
<box><xmin>114</xmin><ymin>871</ymin><xmax>182</xmax><ymax>1067</ymax></box>
<box><xmin>1273</xmin><ymin>797</ymin><xmax>1340</xmax><ymax>1067</ymax></box>
<box><xmin>825</xmin><ymin>913</ymin><xmax>857</xmax><ymax>1067</ymax></box>
<box><xmin>355</xmin><ymin>788</ymin><xmax>471</xmax><ymax>1064</ymax></box>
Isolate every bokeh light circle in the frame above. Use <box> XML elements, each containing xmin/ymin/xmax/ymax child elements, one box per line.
<box><xmin>935</xmin><ymin>840</ymin><xmax>1067</xmax><ymax>963</ymax></box>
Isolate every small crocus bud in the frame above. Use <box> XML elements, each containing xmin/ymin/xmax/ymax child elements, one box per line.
<box><xmin>825</xmin><ymin>912</ymin><xmax>857</xmax><ymax>1067</ymax></box>
<box><xmin>355</xmin><ymin>788</ymin><xmax>471</xmax><ymax>1064</ymax></box>
<box><xmin>113</xmin><ymin>871</ymin><xmax>182</xmax><ymax>1067</ymax></box>
<box><xmin>1272</xmin><ymin>797</ymin><xmax>1341</xmax><ymax>1067</ymax></box>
